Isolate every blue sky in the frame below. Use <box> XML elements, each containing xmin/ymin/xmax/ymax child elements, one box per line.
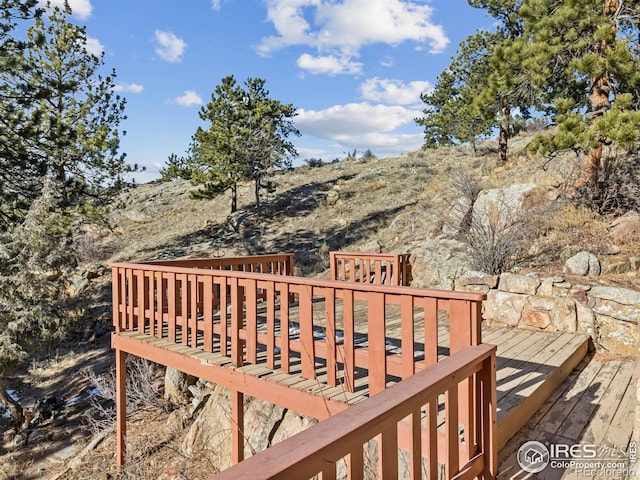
<box><xmin>44</xmin><ymin>0</ymin><xmax>493</xmax><ymax>183</ymax></box>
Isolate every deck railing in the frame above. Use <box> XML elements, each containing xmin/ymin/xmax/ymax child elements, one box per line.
<box><xmin>111</xmin><ymin>256</ymin><xmax>489</xmax><ymax>476</ymax></box>
<box><xmin>143</xmin><ymin>253</ymin><xmax>294</xmax><ymax>274</ymax></box>
<box><xmin>111</xmin><ymin>260</ymin><xmax>484</xmax><ymax>396</ymax></box>
<box><xmin>330</xmin><ymin>251</ymin><xmax>411</xmax><ymax>286</ymax></box>
<box><xmin>209</xmin><ymin>344</ymin><xmax>497</xmax><ymax>480</ymax></box>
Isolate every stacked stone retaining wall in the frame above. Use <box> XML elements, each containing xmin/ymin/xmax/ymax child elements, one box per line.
<box><xmin>457</xmin><ymin>272</ymin><xmax>640</xmax><ymax>356</ymax></box>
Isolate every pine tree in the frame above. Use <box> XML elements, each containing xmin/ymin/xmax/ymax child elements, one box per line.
<box><xmin>189</xmin><ymin>75</ymin><xmax>299</xmax><ymax>213</ymax></box>
<box><xmin>418</xmin><ymin>1</ymin><xmax>534</xmax><ymax>163</ymax></box>
<box><xmin>416</xmin><ymin>31</ymin><xmax>496</xmax><ymax>154</ymax></box>
<box><xmin>518</xmin><ymin>0</ymin><xmax>640</xmax><ymax>188</ymax></box>
<box><xmin>0</xmin><ymin>3</ymin><xmax>131</xmax><ymax>424</ymax></box>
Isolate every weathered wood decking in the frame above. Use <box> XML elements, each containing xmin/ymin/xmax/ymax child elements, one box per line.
<box><xmin>498</xmin><ymin>354</ymin><xmax>637</xmax><ymax>479</ymax></box>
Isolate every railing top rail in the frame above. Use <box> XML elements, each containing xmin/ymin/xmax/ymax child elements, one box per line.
<box><xmin>330</xmin><ymin>251</ymin><xmax>410</xmax><ymax>259</ymax></box>
<box><xmin>142</xmin><ymin>253</ymin><xmax>294</xmax><ymax>266</ymax></box>
<box><xmin>110</xmin><ymin>261</ymin><xmax>486</xmax><ymax>302</ymax></box>
<box><xmin>208</xmin><ymin>343</ymin><xmax>496</xmax><ymax>480</ymax></box>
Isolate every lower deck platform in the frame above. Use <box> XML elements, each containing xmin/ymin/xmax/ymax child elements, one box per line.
<box><xmin>497</xmin><ymin>354</ymin><xmax>637</xmax><ymax>479</ymax></box>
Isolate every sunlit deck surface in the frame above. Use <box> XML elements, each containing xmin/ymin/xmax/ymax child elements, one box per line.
<box><xmin>117</xmin><ymin>296</ymin><xmax>589</xmax><ymax>447</ymax></box>
<box><xmin>498</xmin><ymin>354</ymin><xmax>637</xmax><ymax>480</ymax></box>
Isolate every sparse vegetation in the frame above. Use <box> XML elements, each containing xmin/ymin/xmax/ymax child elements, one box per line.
<box><xmin>304</xmin><ymin>157</ymin><xmax>325</xmax><ymax>168</ymax></box>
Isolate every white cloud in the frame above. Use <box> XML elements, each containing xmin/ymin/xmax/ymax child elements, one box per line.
<box><xmin>380</xmin><ymin>56</ymin><xmax>394</xmax><ymax>68</ymax></box>
<box><xmin>155</xmin><ymin>30</ymin><xmax>187</xmax><ymax>63</ymax></box>
<box><xmin>84</xmin><ymin>37</ymin><xmax>103</xmax><ymax>56</ymax></box>
<box><xmin>258</xmin><ymin>0</ymin><xmax>449</xmax><ymax>71</ymax></box>
<box><xmin>211</xmin><ymin>0</ymin><xmax>227</xmax><ymax>9</ymax></box>
<box><xmin>359</xmin><ymin>78</ymin><xmax>431</xmax><ymax>105</ymax></box>
<box><xmin>40</xmin><ymin>0</ymin><xmax>92</xmax><ymax>19</ymax></box>
<box><xmin>296</xmin><ymin>53</ymin><xmax>362</xmax><ymax>75</ymax></box>
<box><xmin>295</xmin><ymin>102</ymin><xmax>422</xmax><ymax>152</ymax></box>
<box><xmin>113</xmin><ymin>83</ymin><xmax>144</xmax><ymax>94</ymax></box>
<box><xmin>174</xmin><ymin>90</ymin><xmax>203</xmax><ymax>107</ymax></box>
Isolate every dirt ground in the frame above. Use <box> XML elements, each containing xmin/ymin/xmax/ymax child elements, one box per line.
<box><xmin>0</xmin><ymin>332</ymin><xmax>218</xmax><ymax>480</ymax></box>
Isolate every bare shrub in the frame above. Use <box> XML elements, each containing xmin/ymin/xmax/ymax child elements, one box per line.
<box><xmin>304</xmin><ymin>157</ymin><xmax>324</xmax><ymax>168</ymax></box>
<box><xmin>73</xmin><ymin>230</ymin><xmax>110</xmax><ymax>263</ymax></box>
<box><xmin>575</xmin><ymin>152</ymin><xmax>640</xmax><ymax>215</ymax></box>
<box><xmin>463</xmin><ymin>197</ymin><xmax>533</xmax><ymax>274</ymax></box>
<box><xmin>444</xmin><ymin>173</ymin><xmax>546</xmax><ymax>275</ymax></box>
<box><xmin>81</xmin><ymin>357</ymin><xmax>163</xmax><ymax>435</ymax></box>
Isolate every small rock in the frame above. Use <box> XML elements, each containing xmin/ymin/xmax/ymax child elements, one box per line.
<box><xmin>609</xmin><ymin>213</ymin><xmax>640</xmax><ymax>245</ymax></box>
<box><xmin>563</xmin><ymin>251</ymin><xmax>601</xmax><ymax>276</ymax></box>
<box><xmin>325</xmin><ymin>190</ymin><xmax>340</xmax><ymax>206</ymax></box>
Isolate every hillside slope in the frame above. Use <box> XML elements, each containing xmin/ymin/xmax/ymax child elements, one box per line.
<box><xmin>2</xmin><ymin>136</ymin><xmax>638</xmax><ymax>480</ymax></box>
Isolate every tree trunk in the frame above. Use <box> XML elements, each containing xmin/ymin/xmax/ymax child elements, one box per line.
<box><xmin>254</xmin><ymin>176</ymin><xmax>261</xmax><ymax>210</ymax></box>
<box><xmin>498</xmin><ymin>124</ymin><xmax>508</xmax><ymax>166</ymax></box>
<box><xmin>497</xmin><ymin>105</ymin><xmax>510</xmax><ymax>165</ymax></box>
<box><xmin>577</xmin><ymin>0</ymin><xmax>618</xmax><ymax>188</ymax></box>
<box><xmin>0</xmin><ymin>377</ymin><xmax>24</xmax><ymax>428</ymax></box>
<box><xmin>231</xmin><ymin>182</ymin><xmax>237</xmax><ymax>213</ymax></box>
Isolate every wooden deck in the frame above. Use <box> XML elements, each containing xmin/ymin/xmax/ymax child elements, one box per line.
<box><xmin>497</xmin><ymin>354</ymin><xmax>637</xmax><ymax>479</ymax></box>
<box><xmin>118</xmin><ymin>300</ymin><xmax>590</xmax><ymax>448</ymax></box>
<box><xmin>111</xmin><ymin>254</ymin><xmax>591</xmax><ymax>478</ymax></box>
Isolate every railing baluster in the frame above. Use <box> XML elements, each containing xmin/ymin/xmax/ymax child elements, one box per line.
<box><xmin>145</xmin><ymin>271</ymin><xmax>153</xmax><ymax>335</ymax></box>
<box><xmin>422</xmin><ymin>297</ymin><xmax>438</xmax><ymax>367</ymax></box>
<box><xmin>342</xmin><ymin>289</ymin><xmax>355</xmax><ymax>392</ymax></box>
<box><xmin>280</xmin><ymin>282</ymin><xmax>290</xmax><ymax>373</ymax></box>
<box><xmin>426</xmin><ymin>400</ymin><xmax>438</xmax><ymax>480</ymax></box>
<box><xmin>324</xmin><ymin>289</ymin><xmax>337</xmax><ymax>387</ymax></box>
<box><xmin>190</xmin><ymin>274</ymin><xmax>198</xmax><ymax>348</ymax></box>
<box><xmin>203</xmin><ymin>275</ymin><xmax>213</xmax><ymax>352</ymax></box>
<box><xmin>400</xmin><ymin>294</ymin><xmax>415</xmax><ymax>379</ymax></box>
<box><xmin>230</xmin><ymin>277</ymin><xmax>243</xmax><ymax>367</ymax></box>
<box><xmin>374</xmin><ymin>261</ymin><xmax>382</xmax><ymax>286</ymax></box>
<box><xmin>347</xmin><ymin>446</ymin><xmax>364</xmax><ymax>480</ymax></box>
<box><xmin>178</xmin><ymin>274</ymin><xmax>188</xmax><ymax>345</ymax></box>
<box><xmin>219</xmin><ymin>277</ymin><xmax>228</xmax><ymax>356</ymax></box>
<box><xmin>378</xmin><ymin>425</ymin><xmax>398</xmax><ymax>480</ymax></box>
<box><xmin>126</xmin><ymin>268</ymin><xmax>134</xmax><ymax>330</ymax></box>
<box><xmin>299</xmin><ymin>285</ymin><xmax>315</xmax><ymax>379</ymax></box>
<box><xmin>135</xmin><ymin>269</ymin><xmax>145</xmax><ymax>333</ymax></box>
<box><xmin>245</xmin><ymin>279</ymin><xmax>258</xmax><ymax>364</ymax></box>
<box><xmin>112</xmin><ymin>267</ymin><xmax>121</xmax><ymax>332</ymax></box>
<box><xmin>445</xmin><ymin>384</ymin><xmax>460</xmax><ymax>477</ymax></box>
<box><xmin>155</xmin><ymin>272</ymin><xmax>163</xmax><ymax>338</ymax></box>
<box><xmin>408</xmin><ymin>409</ymin><xmax>421</xmax><ymax>480</ymax></box>
<box><xmin>265</xmin><ymin>281</ymin><xmax>276</xmax><ymax>369</ymax></box>
<box><xmin>167</xmin><ymin>272</ymin><xmax>176</xmax><ymax>343</ymax></box>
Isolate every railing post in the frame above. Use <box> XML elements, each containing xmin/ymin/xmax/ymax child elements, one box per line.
<box><xmin>115</xmin><ymin>348</ymin><xmax>127</xmax><ymax>467</ymax></box>
<box><xmin>112</xmin><ymin>267</ymin><xmax>121</xmax><ymax>333</ymax></box>
<box><xmin>368</xmin><ymin>292</ymin><xmax>387</xmax><ymax>395</ymax></box>
<box><xmin>480</xmin><ymin>351</ymin><xmax>498</xmax><ymax>479</ymax></box>
<box><xmin>329</xmin><ymin>252</ymin><xmax>337</xmax><ymax>282</ymax></box>
<box><xmin>232</xmin><ymin>389</ymin><xmax>244</xmax><ymax>465</ymax></box>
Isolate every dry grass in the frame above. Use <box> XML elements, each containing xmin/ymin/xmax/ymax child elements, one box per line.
<box><xmin>542</xmin><ymin>203</ymin><xmax>610</xmax><ymax>256</ymax></box>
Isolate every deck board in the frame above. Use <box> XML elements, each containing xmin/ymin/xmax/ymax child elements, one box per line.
<box><xmin>497</xmin><ymin>355</ymin><xmax>636</xmax><ymax>480</ymax></box>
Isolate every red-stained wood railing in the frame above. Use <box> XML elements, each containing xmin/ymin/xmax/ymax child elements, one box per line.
<box><xmin>139</xmin><ymin>254</ymin><xmax>294</xmax><ymax>310</ymax></box>
<box><xmin>111</xmin><ymin>261</ymin><xmax>484</xmax><ymax>395</ymax></box>
<box><xmin>330</xmin><ymin>251</ymin><xmax>411</xmax><ymax>286</ymax></box>
<box><xmin>209</xmin><ymin>344</ymin><xmax>497</xmax><ymax>480</ymax></box>
<box><xmin>143</xmin><ymin>253</ymin><xmax>294</xmax><ymax>275</ymax></box>
<box><xmin>112</xmin><ymin>256</ymin><xmax>487</xmax><ymax>474</ymax></box>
